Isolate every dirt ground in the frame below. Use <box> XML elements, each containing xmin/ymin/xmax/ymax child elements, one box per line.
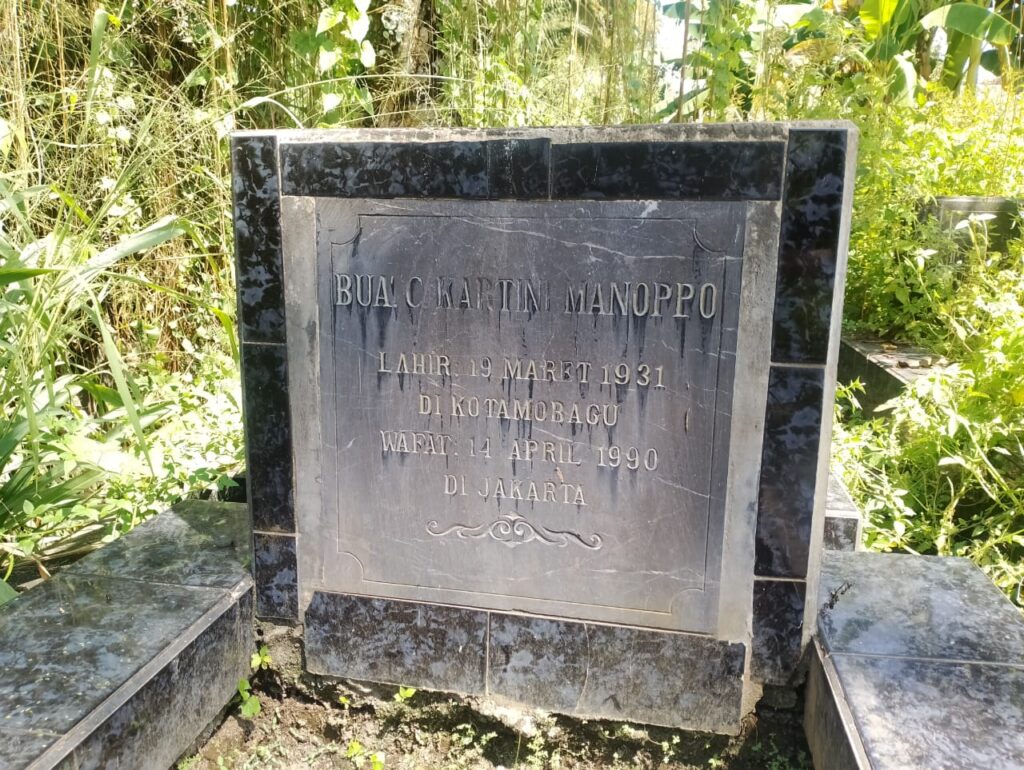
<box><xmin>180</xmin><ymin>660</ymin><xmax>811</xmax><ymax>770</ymax></box>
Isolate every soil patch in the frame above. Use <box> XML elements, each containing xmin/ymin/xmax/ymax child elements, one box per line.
<box><xmin>181</xmin><ymin>674</ymin><xmax>810</xmax><ymax>770</ymax></box>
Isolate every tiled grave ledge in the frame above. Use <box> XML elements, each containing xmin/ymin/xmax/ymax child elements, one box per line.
<box><xmin>823</xmin><ymin>471</ymin><xmax>861</xmax><ymax>552</ymax></box>
<box><xmin>837</xmin><ymin>338</ymin><xmax>946</xmax><ymax>414</ymax></box>
<box><xmin>804</xmin><ymin>551</ymin><xmax>1024</xmax><ymax>770</ymax></box>
<box><xmin>0</xmin><ymin>501</ymin><xmax>253</xmax><ymax>770</ymax></box>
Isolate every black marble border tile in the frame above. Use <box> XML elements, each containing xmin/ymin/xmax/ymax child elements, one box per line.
<box><xmin>485</xmin><ymin>138</ymin><xmax>551</xmax><ymax>199</ymax></box>
<box><xmin>305</xmin><ymin>592</ymin><xmax>488</xmax><ymax>694</ymax></box>
<box><xmin>241</xmin><ymin>343</ymin><xmax>294</xmax><ymax>533</ymax></box>
<box><xmin>232</xmin><ymin>135</ymin><xmax>286</xmax><ymax>344</ymax></box>
<box><xmin>277</xmin><ymin>139</ymin><xmax>785</xmax><ymax>201</ymax></box>
<box><xmin>755</xmin><ymin>366</ymin><xmax>825</xmax><ymax>579</ymax></box>
<box><xmin>281</xmin><ymin>141</ymin><xmax>490</xmax><ymax>199</ymax></box>
<box><xmin>771</xmin><ymin>129</ymin><xmax>848</xmax><ymax>364</ymax></box>
<box><xmin>550</xmin><ymin>141</ymin><xmax>785</xmax><ymax>201</ymax></box>
<box><xmin>487</xmin><ymin>612</ymin><xmax>746</xmax><ymax>731</ymax></box>
<box><xmin>253</xmin><ymin>533</ymin><xmax>298</xmax><ymax>620</ymax></box>
<box><xmin>751</xmin><ymin>578</ymin><xmax>806</xmax><ymax>685</ymax></box>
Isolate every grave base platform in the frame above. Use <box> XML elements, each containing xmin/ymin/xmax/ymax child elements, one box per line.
<box><xmin>0</xmin><ymin>501</ymin><xmax>253</xmax><ymax>770</ymax></box>
<box><xmin>305</xmin><ymin>591</ymin><xmax>748</xmax><ymax>734</ymax></box>
<box><xmin>804</xmin><ymin>551</ymin><xmax>1024</xmax><ymax>769</ymax></box>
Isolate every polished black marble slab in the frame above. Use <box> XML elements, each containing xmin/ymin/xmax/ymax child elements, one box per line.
<box><xmin>241</xmin><ymin>342</ymin><xmax>295</xmax><ymax>533</ymax></box>
<box><xmin>305</xmin><ymin>592</ymin><xmax>488</xmax><ymax>695</ymax></box>
<box><xmin>825</xmin><ymin>472</ymin><xmax>857</xmax><ymax>514</ymax></box>
<box><xmin>304</xmin><ymin>591</ymin><xmax>746</xmax><ymax>734</ymax></box>
<box><xmin>62</xmin><ymin>500</ymin><xmax>249</xmax><ymax>587</ymax></box>
<box><xmin>485</xmin><ymin>137</ymin><xmax>551</xmax><ymax>198</ymax></box>
<box><xmin>487</xmin><ymin>613</ymin><xmax>746</xmax><ymax>732</ymax></box>
<box><xmin>550</xmin><ymin>141</ymin><xmax>785</xmax><ymax>200</ymax></box>
<box><xmin>751</xmin><ymin>578</ymin><xmax>806</xmax><ymax>685</ymax></box>
<box><xmin>819</xmin><ymin>552</ymin><xmax>1024</xmax><ymax>662</ymax></box>
<box><xmin>279</xmin><ymin>137</ymin><xmax>786</xmax><ymax>202</ymax></box>
<box><xmin>236</xmin><ymin>124</ymin><xmax>858</xmax><ymax>730</ymax></box>
<box><xmin>281</xmin><ymin>141</ymin><xmax>490</xmax><ymax>199</ymax></box>
<box><xmin>58</xmin><ymin>591</ymin><xmax>252</xmax><ymax>770</ymax></box>
<box><xmin>810</xmin><ymin>551</ymin><xmax>1024</xmax><ymax>770</ymax></box>
<box><xmin>823</xmin><ymin>472</ymin><xmax>861</xmax><ymax>552</ymax></box>
<box><xmin>833</xmin><ymin>654</ymin><xmax>1024</xmax><ymax>770</ymax></box>
<box><xmin>803</xmin><ymin>647</ymin><xmax>862</xmax><ymax>770</ymax></box>
<box><xmin>253</xmin><ymin>532</ymin><xmax>298</xmax><ymax>620</ymax></box>
<box><xmin>755</xmin><ymin>366</ymin><xmax>825</xmax><ymax>578</ymax></box>
<box><xmin>0</xmin><ymin>502</ymin><xmax>253</xmax><ymax>770</ymax></box>
<box><xmin>823</xmin><ymin>514</ymin><xmax>860</xmax><ymax>552</ymax></box>
<box><xmin>232</xmin><ymin>135</ymin><xmax>286</xmax><ymax>344</ymax></box>
<box><xmin>0</xmin><ymin>574</ymin><xmax>228</xmax><ymax>738</ymax></box>
<box><xmin>771</xmin><ymin>129</ymin><xmax>849</xmax><ymax>364</ymax></box>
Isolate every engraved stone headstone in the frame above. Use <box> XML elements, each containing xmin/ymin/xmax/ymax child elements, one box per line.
<box><xmin>232</xmin><ymin>124</ymin><xmax>857</xmax><ymax>733</ymax></box>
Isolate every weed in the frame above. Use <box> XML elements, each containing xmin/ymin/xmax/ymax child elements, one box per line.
<box><xmin>250</xmin><ymin>644</ymin><xmax>272</xmax><ymax>672</ymax></box>
<box><xmin>393</xmin><ymin>685</ymin><xmax>416</xmax><ymax>703</ymax></box>
<box><xmin>344</xmin><ymin>738</ymin><xmax>385</xmax><ymax>769</ymax></box>
<box><xmin>237</xmin><ymin>678</ymin><xmax>261</xmax><ymax>719</ymax></box>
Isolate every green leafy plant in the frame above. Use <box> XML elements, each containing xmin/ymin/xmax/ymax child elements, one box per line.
<box><xmin>250</xmin><ymin>644</ymin><xmax>272</xmax><ymax>672</ymax></box>
<box><xmin>237</xmin><ymin>678</ymin><xmax>261</xmax><ymax>719</ymax></box>
<box><xmin>392</xmin><ymin>685</ymin><xmax>416</xmax><ymax>703</ymax></box>
<box><xmin>345</xmin><ymin>739</ymin><xmax>385</xmax><ymax>769</ymax></box>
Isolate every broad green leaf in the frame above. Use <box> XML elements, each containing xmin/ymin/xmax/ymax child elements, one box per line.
<box><xmin>921</xmin><ymin>4</ymin><xmax>1017</xmax><ymax>46</ymax></box>
<box><xmin>87</xmin><ymin>297</ymin><xmax>152</xmax><ymax>474</ymax></box>
<box><xmin>349</xmin><ymin>14</ymin><xmax>370</xmax><ymax>43</ymax></box>
<box><xmin>889</xmin><ymin>52</ymin><xmax>918</xmax><ymax>106</ymax></box>
<box><xmin>860</xmin><ymin>0</ymin><xmax>901</xmax><ymax>40</ymax></box>
<box><xmin>0</xmin><ymin>579</ymin><xmax>17</xmax><ymax>608</ymax></box>
<box><xmin>317</xmin><ymin>7</ymin><xmax>344</xmax><ymax>35</ymax></box>
<box><xmin>318</xmin><ymin>47</ymin><xmax>341</xmax><ymax>73</ymax></box>
<box><xmin>979</xmin><ymin>48</ymin><xmax>1002</xmax><ymax>75</ymax></box>
<box><xmin>360</xmin><ymin>40</ymin><xmax>376</xmax><ymax>68</ymax></box>
<box><xmin>662</xmin><ymin>2</ymin><xmax>686</xmax><ymax>20</ymax></box>
<box><xmin>0</xmin><ymin>267</ymin><xmax>52</xmax><ymax>286</ymax></box>
<box><xmin>240</xmin><ymin>696</ymin><xmax>261</xmax><ymax>718</ymax></box>
<box><xmin>322</xmin><ymin>92</ymin><xmax>344</xmax><ymax>113</ymax></box>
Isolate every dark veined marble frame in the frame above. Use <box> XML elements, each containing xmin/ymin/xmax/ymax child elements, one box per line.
<box><xmin>231</xmin><ymin>124</ymin><xmax>857</xmax><ymax>729</ymax></box>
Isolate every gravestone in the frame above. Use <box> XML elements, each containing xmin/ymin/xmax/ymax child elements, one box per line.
<box><xmin>232</xmin><ymin>124</ymin><xmax>857</xmax><ymax>733</ymax></box>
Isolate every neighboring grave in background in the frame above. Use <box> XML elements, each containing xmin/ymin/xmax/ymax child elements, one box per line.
<box><xmin>232</xmin><ymin>124</ymin><xmax>857</xmax><ymax>734</ymax></box>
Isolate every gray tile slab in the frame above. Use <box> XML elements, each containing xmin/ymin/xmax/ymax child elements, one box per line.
<box><xmin>825</xmin><ymin>472</ymin><xmax>857</xmax><ymax>514</ymax></box>
<box><xmin>253</xmin><ymin>532</ymin><xmax>298</xmax><ymax>619</ymax></box>
<box><xmin>52</xmin><ymin>590</ymin><xmax>253</xmax><ymax>770</ymax></box>
<box><xmin>832</xmin><ymin>654</ymin><xmax>1024</xmax><ymax>770</ymax></box>
<box><xmin>751</xmin><ymin>579</ymin><xmax>805</xmax><ymax>685</ymax></box>
<box><xmin>822</xmin><ymin>514</ymin><xmax>860</xmax><ymax>552</ymax></box>
<box><xmin>803</xmin><ymin>648</ymin><xmax>862</xmax><ymax>770</ymax></box>
<box><xmin>0</xmin><ymin>729</ymin><xmax>62</xmax><ymax>770</ymax></box>
<box><xmin>819</xmin><ymin>552</ymin><xmax>1024</xmax><ymax>662</ymax></box>
<box><xmin>487</xmin><ymin>614</ymin><xmax>745</xmax><ymax>732</ymax></box>
<box><xmin>305</xmin><ymin>592</ymin><xmax>488</xmax><ymax>694</ymax></box>
<box><xmin>0</xmin><ymin>573</ymin><xmax>227</xmax><ymax>742</ymax></box>
<box><xmin>62</xmin><ymin>500</ymin><xmax>249</xmax><ymax>588</ymax></box>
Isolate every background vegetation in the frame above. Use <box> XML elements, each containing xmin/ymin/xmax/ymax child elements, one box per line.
<box><xmin>1</xmin><ymin>0</ymin><xmax>1022</xmax><ymax>602</ymax></box>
